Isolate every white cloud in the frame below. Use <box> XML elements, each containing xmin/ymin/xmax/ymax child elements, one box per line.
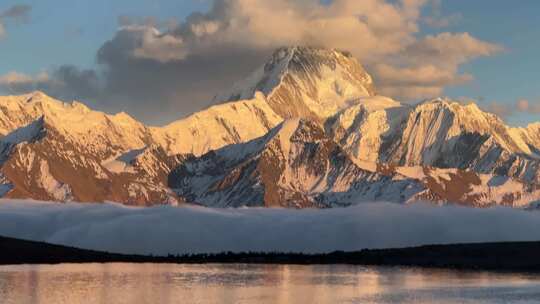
<box><xmin>2</xmin><ymin>0</ymin><xmax>503</xmax><ymax>121</ymax></box>
<box><xmin>190</xmin><ymin>20</ymin><xmax>220</xmax><ymax>38</ymax></box>
<box><xmin>128</xmin><ymin>26</ymin><xmax>188</xmax><ymax>63</ymax></box>
<box><xmin>373</xmin><ymin>63</ymin><xmax>473</xmax><ymax>100</ymax></box>
<box><xmin>137</xmin><ymin>0</ymin><xmax>426</xmax><ymax>62</ymax></box>
<box><xmin>478</xmin><ymin>99</ymin><xmax>540</xmax><ymax>119</ymax></box>
<box><xmin>96</xmin><ymin>0</ymin><xmax>501</xmax><ymax>103</ymax></box>
<box><xmin>517</xmin><ymin>99</ymin><xmax>530</xmax><ymax>112</ymax></box>
<box><xmin>403</xmin><ymin>32</ymin><xmax>502</xmax><ymax>68</ymax></box>
<box><xmin>0</xmin><ymin>71</ymin><xmax>51</xmax><ymax>92</ymax></box>
<box><xmin>516</xmin><ymin>99</ymin><xmax>540</xmax><ymax>114</ymax></box>
<box><xmin>0</xmin><ymin>200</ymin><xmax>539</xmax><ymax>255</ymax></box>
<box><xmin>0</xmin><ymin>71</ymin><xmax>49</xmax><ymax>84</ymax></box>
<box><xmin>0</xmin><ymin>67</ymin><xmax>100</xmax><ymax>101</ymax></box>
<box><xmin>372</xmin><ymin>32</ymin><xmax>501</xmax><ymax>100</ymax></box>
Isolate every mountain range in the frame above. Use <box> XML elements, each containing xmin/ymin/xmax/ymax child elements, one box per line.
<box><xmin>0</xmin><ymin>46</ymin><xmax>539</xmax><ymax>208</ymax></box>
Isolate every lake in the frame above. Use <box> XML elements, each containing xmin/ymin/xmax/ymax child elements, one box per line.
<box><xmin>0</xmin><ymin>263</ymin><xmax>539</xmax><ymax>303</ymax></box>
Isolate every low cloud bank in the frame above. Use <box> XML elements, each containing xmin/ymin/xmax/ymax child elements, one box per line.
<box><xmin>0</xmin><ymin>200</ymin><xmax>539</xmax><ymax>256</ymax></box>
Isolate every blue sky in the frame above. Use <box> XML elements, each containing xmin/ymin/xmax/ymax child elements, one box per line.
<box><xmin>0</xmin><ymin>0</ymin><xmax>209</xmax><ymax>73</ymax></box>
<box><xmin>438</xmin><ymin>0</ymin><xmax>540</xmax><ymax>125</ymax></box>
<box><xmin>0</xmin><ymin>0</ymin><xmax>538</xmax><ymax>126</ymax></box>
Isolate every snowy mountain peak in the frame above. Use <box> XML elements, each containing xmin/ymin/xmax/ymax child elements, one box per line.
<box><xmin>23</xmin><ymin>91</ymin><xmax>49</xmax><ymax>102</ymax></box>
<box><xmin>411</xmin><ymin>98</ymin><xmax>508</xmax><ymax>135</ymax></box>
<box><xmin>1</xmin><ymin>46</ymin><xmax>540</xmax><ymax>208</ymax></box>
<box><xmin>527</xmin><ymin>122</ymin><xmax>540</xmax><ymax>133</ymax></box>
<box><xmin>206</xmin><ymin>118</ymin><xmax>326</xmax><ymax>165</ymax></box>
<box><xmin>154</xmin><ymin>95</ymin><xmax>283</xmax><ymax>156</ymax></box>
<box><xmin>0</xmin><ymin>93</ymin><xmax>153</xmax><ymax>159</ymax></box>
<box><xmin>214</xmin><ymin>46</ymin><xmax>376</xmax><ymax>120</ymax></box>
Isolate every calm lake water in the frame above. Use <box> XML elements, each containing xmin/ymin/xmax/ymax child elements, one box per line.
<box><xmin>0</xmin><ymin>263</ymin><xmax>539</xmax><ymax>304</ymax></box>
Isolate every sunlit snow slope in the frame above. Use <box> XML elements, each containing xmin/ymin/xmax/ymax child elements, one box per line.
<box><xmin>0</xmin><ymin>47</ymin><xmax>539</xmax><ymax>207</ymax></box>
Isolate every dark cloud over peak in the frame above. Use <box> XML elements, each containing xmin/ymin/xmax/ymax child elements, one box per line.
<box><xmin>0</xmin><ymin>0</ymin><xmax>502</xmax><ymax>125</ymax></box>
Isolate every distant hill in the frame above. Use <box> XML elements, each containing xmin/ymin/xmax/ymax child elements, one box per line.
<box><xmin>2</xmin><ymin>235</ymin><xmax>540</xmax><ymax>272</ymax></box>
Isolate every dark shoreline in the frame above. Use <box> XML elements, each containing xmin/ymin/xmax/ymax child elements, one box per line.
<box><xmin>2</xmin><ymin>235</ymin><xmax>540</xmax><ymax>272</ymax></box>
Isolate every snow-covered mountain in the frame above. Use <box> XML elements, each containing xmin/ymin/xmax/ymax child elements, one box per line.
<box><xmin>152</xmin><ymin>95</ymin><xmax>282</xmax><ymax>156</ymax></box>
<box><xmin>168</xmin><ymin>118</ymin><xmax>539</xmax><ymax>208</ymax></box>
<box><xmin>154</xmin><ymin>46</ymin><xmax>377</xmax><ymax>156</ymax></box>
<box><xmin>0</xmin><ymin>46</ymin><xmax>539</xmax><ymax>208</ymax></box>
<box><xmin>169</xmin><ymin>119</ymin><xmax>425</xmax><ymax>208</ymax></box>
<box><xmin>215</xmin><ymin>46</ymin><xmax>375</xmax><ymax>121</ymax></box>
<box><xmin>328</xmin><ymin>97</ymin><xmax>540</xmax><ymax>183</ymax></box>
<box><xmin>0</xmin><ymin>92</ymin><xmax>182</xmax><ymax>204</ymax></box>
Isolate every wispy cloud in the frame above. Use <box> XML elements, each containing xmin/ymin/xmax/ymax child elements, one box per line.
<box><xmin>0</xmin><ymin>67</ymin><xmax>100</xmax><ymax>101</ymax></box>
<box><xmin>423</xmin><ymin>0</ymin><xmax>462</xmax><ymax>28</ymax></box>
<box><xmin>516</xmin><ymin>99</ymin><xmax>540</xmax><ymax>113</ymax></box>
<box><xmin>0</xmin><ymin>4</ymin><xmax>31</xmax><ymax>23</ymax></box>
<box><xmin>479</xmin><ymin>99</ymin><xmax>540</xmax><ymax>119</ymax></box>
<box><xmin>0</xmin><ymin>4</ymin><xmax>31</xmax><ymax>39</ymax></box>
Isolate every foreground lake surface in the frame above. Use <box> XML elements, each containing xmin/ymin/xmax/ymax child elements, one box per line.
<box><xmin>1</xmin><ymin>263</ymin><xmax>539</xmax><ymax>304</ymax></box>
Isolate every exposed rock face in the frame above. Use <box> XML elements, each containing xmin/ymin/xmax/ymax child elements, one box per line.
<box><xmin>0</xmin><ymin>46</ymin><xmax>539</xmax><ymax>208</ymax></box>
<box><xmin>156</xmin><ymin>46</ymin><xmax>377</xmax><ymax>156</ymax></box>
<box><xmin>216</xmin><ymin>46</ymin><xmax>375</xmax><ymax>121</ymax></box>
<box><xmin>168</xmin><ymin>119</ymin><xmax>540</xmax><ymax>208</ymax></box>
<box><xmin>382</xmin><ymin>166</ymin><xmax>540</xmax><ymax>208</ymax></box>
<box><xmin>0</xmin><ymin>94</ymin><xmax>182</xmax><ymax>205</ymax></box>
<box><xmin>328</xmin><ymin>98</ymin><xmax>540</xmax><ymax>184</ymax></box>
<box><xmin>169</xmin><ymin>119</ymin><xmax>425</xmax><ymax>208</ymax></box>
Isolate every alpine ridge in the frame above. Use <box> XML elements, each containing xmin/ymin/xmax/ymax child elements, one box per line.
<box><xmin>215</xmin><ymin>46</ymin><xmax>376</xmax><ymax>121</ymax></box>
<box><xmin>168</xmin><ymin>118</ymin><xmax>426</xmax><ymax>208</ymax></box>
<box><xmin>0</xmin><ymin>46</ymin><xmax>539</xmax><ymax>208</ymax></box>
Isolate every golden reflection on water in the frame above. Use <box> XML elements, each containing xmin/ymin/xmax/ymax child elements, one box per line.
<box><xmin>0</xmin><ymin>263</ymin><xmax>539</xmax><ymax>304</ymax></box>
